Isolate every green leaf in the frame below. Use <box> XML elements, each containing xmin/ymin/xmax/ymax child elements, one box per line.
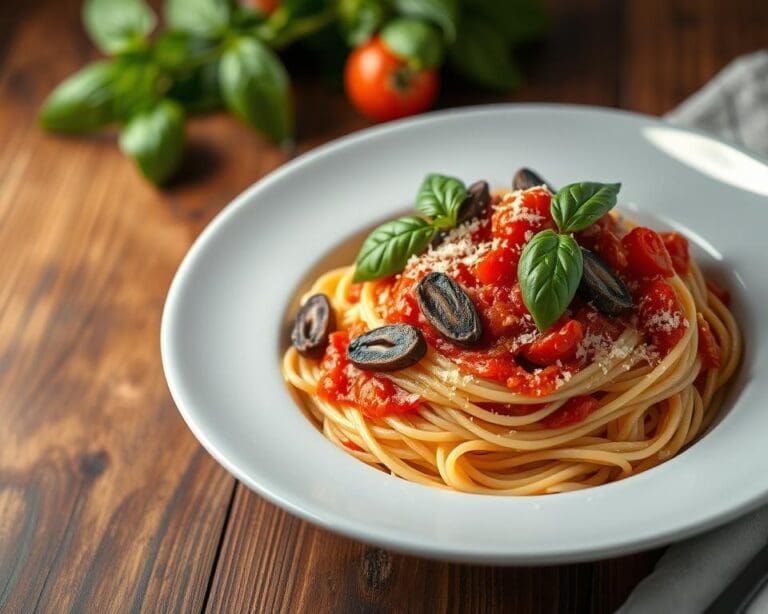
<box><xmin>119</xmin><ymin>99</ymin><xmax>185</xmax><ymax>184</ymax></box>
<box><xmin>165</xmin><ymin>0</ymin><xmax>233</xmax><ymax>36</ymax></box>
<box><xmin>39</xmin><ymin>61</ymin><xmax>122</xmax><ymax>133</ymax></box>
<box><xmin>219</xmin><ymin>37</ymin><xmax>293</xmax><ymax>142</ymax></box>
<box><xmin>338</xmin><ymin>0</ymin><xmax>385</xmax><ymax>46</ymax></box>
<box><xmin>380</xmin><ymin>18</ymin><xmax>444</xmax><ymax>68</ymax></box>
<box><xmin>392</xmin><ymin>0</ymin><xmax>458</xmax><ymax>41</ymax></box>
<box><xmin>168</xmin><ymin>60</ymin><xmax>222</xmax><ymax>112</ymax></box>
<box><xmin>448</xmin><ymin>15</ymin><xmax>520</xmax><ymax>91</ymax></box>
<box><xmin>518</xmin><ymin>230</ymin><xmax>583</xmax><ymax>331</ymax></box>
<box><xmin>415</xmin><ymin>173</ymin><xmax>466</xmax><ymax>229</ymax></box>
<box><xmin>551</xmin><ymin>182</ymin><xmax>621</xmax><ymax>233</ymax></box>
<box><xmin>353</xmin><ymin>216</ymin><xmax>435</xmax><ymax>281</ymax></box>
<box><xmin>153</xmin><ymin>30</ymin><xmax>218</xmax><ymax>69</ymax></box>
<box><xmin>83</xmin><ymin>0</ymin><xmax>156</xmax><ymax>54</ymax></box>
<box><xmin>154</xmin><ymin>31</ymin><xmax>222</xmax><ymax>112</ymax></box>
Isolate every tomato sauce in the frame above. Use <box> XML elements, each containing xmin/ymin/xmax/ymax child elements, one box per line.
<box><xmin>315</xmin><ymin>188</ymin><xmax>696</xmax><ymax>423</ymax></box>
<box><xmin>317</xmin><ymin>332</ymin><xmax>423</xmax><ymax>419</ymax></box>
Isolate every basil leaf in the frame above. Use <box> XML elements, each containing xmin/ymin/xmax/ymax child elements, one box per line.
<box><xmin>353</xmin><ymin>216</ymin><xmax>435</xmax><ymax>282</ymax></box>
<box><xmin>392</xmin><ymin>0</ymin><xmax>458</xmax><ymax>41</ymax></box>
<box><xmin>165</xmin><ymin>0</ymin><xmax>233</xmax><ymax>36</ymax></box>
<box><xmin>168</xmin><ymin>61</ymin><xmax>222</xmax><ymax>112</ymax></box>
<box><xmin>518</xmin><ymin>230</ymin><xmax>583</xmax><ymax>331</ymax></box>
<box><xmin>39</xmin><ymin>61</ymin><xmax>122</xmax><ymax>133</ymax></box>
<box><xmin>415</xmin><ymin>173</ymin><xmax>467</xmax><ymax>229</ymax></box>
<box><xmin>155</xmin><ymin>31</ymin><xmax>222</xmax><ymax>112</ymax></box>
<box><xmin>381</xmin><ymin>18</ymin><xmax>444</xmax><ymax>69</ymax></box>
<box><xmin>219</xmin><ymin>37</ymin><xmax>293</xmax><ymax>142</ymax></box>
<box><xmin>551</xmin><ymin>182</ymin><xmax>621</xmax><ymax>233</ymax></box>
<box><xmin>83</xmin><ymin>0</ymin><xmax>156</xmax><ymax>54</ymax></box>
<box><xmin>119</xmin><ymin>99</ymin><xmax>185</xmax><ymax>184</ymax></box>
<box><xmin>449</xmin><ymin>15</ymin><xmax>520</xmax><ymax>91</ymax></box>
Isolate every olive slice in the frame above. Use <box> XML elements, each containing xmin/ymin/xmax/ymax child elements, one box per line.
<box><xmin>291</xmin><ymin>294</ymin><xmax>335</xmax><ymax>358</ymax></box>
<box><xmin>416</xmin><ymin>272</ymin><xmax>482</xmax><ymax>346</ymax></box>
<box><xmin>578</xmin><ymin>248</ymin><xmax>633</xmax><ymax>316</ymax></box>
<box><xmin>430</xmin><ymin>180</ymin><xmax>491</xmax><ymax>248</ymax></box>
<box><xmin>347</xmin><ymin>324</ymin><xmax>426</xmax><ymax>371</ymax></box>
<box><xmin>513</xmin><ymin>168</ymin><xmax>555</xmax><ymax>192</ymax></box>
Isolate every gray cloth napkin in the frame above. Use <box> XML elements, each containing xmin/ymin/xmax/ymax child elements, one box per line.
<box><xmin>619</xmin><ymin>49</ymin><xmax>768</xmax><ymax>614</ymax></box>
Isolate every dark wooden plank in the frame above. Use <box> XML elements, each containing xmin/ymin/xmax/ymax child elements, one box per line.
<box><xmin>621</xmin><ymin>0</ymin><xmax>768</xmax><ymax>115</ymax></box>
<box><xmin>0</xmin><ymin>0</ymin><xmax>286</xmax><ymax>610</ymax></box>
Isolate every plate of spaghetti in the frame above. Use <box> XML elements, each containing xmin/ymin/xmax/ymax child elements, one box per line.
<box><xmin>162</xmin><ymin>105</ymin><xmax>766</xmax><ymax>563</ymax></box>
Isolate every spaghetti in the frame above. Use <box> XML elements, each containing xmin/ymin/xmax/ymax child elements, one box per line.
<box><xmin>282</xmin><ymin>183</ymin><xmax>740</xmax><ymax>495</ymax></box>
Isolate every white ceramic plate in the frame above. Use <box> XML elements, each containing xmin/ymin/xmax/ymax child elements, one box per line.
<box><xmin>161</xmin><ymin>105</ymin><xmax>768</xmax><ymax>564</ymax></box>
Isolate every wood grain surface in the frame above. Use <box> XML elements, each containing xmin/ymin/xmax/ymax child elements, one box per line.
<box><xmin>1</xmin><ymin>1</ymin><xmax>766</xmax><ymax>612</ymax></box>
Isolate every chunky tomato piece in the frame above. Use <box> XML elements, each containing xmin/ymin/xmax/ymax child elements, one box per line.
<box><xmin>478</xmin><ymin>284</ymin><xmax>533</xmax><ymax>338</ymax></box>
<box><xmin>623</xmin><ymin>227</ymin><xmax>674</xmax><ymax>278</ymax></box>
<box><xmin>542</xmin><ymin>395</ymin><xmax>599</xmax><ymax>429</ymax></box>
<box><xmin>706</xmin><ymin>281</ymin><xmax>731</xmax><ymax>306</ymax></box>
<box><xmin>697</xmin><ymin>315</ymin><xmax>721</xmax><ymax>369</ymax></box>
<box><xmin>475</xmin><ymin>246</ymin><xmax>519</xmax><ymax>285</ymax></box>
<box><xmin>317</xmin><ymin>332</ymin><xmax>422</xmax><ymax>418</ymax></box>
<box><xmin>637</xmin><ymin>280</ymin><xmax>687</xmax><ymax>355</ymax></box>
<box><xmin>577</xmin><ymin>215</ymin><xmax>628</xmax><ymax>271</ymax></box>
<box><xmin>522</xmin><ymin>320</ymin><xmax>584</xmax><ymax>366</ymax></box>
<box><xmin>492</xmin><ymin>188</ymin><xmax>551</xmax><ymax>239</ymax></box>
<box><xmin>661</xmin><ymin>232</ymin><xmax>690</xmax><ymax>275</ymax></box>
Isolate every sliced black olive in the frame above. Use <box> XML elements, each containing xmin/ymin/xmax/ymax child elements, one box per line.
<box><xmin>430</xmin><ymin>180</ymin><xmax>490</xmax><ymax>248</ymax></box>
<box><xmin>416</xmin><ymin>272</ymin><xmax>482</xmax><ymax>346</ymax></box>
<box><xmin>459</xmin><ymin>180</ymin><xmax>491</xmax><ymax>224</ymax></box>
<box><xmin>347</xmin><ymin>324</ymin><xmax>426</xmax><ymax>371</ymax></box>
<box><xmin>513</xmin><ymin>168</ymin><xmax>555</xmax><ymax>192</ymax></box>
<box><xmin>291</xmin><ymin>294</ymin><xmax>335</xmax><ymax>358</ymax></box>
<box><xmin>578</xmin><ymin>248</ymin><xmax>633</xmax><ymax>316</ymax></box>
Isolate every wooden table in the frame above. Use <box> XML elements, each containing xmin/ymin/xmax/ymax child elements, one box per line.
<box><xmin>2</xmin><ymin>1</ymin><xmax>766</xmax><ymax>611</ymax></box>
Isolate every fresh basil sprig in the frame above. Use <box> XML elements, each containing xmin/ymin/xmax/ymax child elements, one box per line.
<box><xmin>551</xmin><ymin>182</ymin><xmax>621</xmax><ymax>233</ymax></box>
<box><xmin>40</xmin><ymin>0</ymin><xmax>548</xmax><ymax>186</ymax></box>
<box><xmin>519</xmin><ymin>180</ymin><xmax>621</xmax><ymax>330</ymax></box>
<box><xmin>518</xmin><ymin>231</ymin><xmax>583</xmax><ymax>332</ymax></box>
<box><xmin>353</xmin><ymin>216</ymin><xmax>436</xmax><ymax>282</ymax></box>
<box><xmin>353</xmin><ymin>173</ymin><xmax>472</xmax><ymax>281</ymax></box>
<box><xmin>415</xmin><ymin>173</ymin><xmax>467</xmax><ymax>229</ymax></box>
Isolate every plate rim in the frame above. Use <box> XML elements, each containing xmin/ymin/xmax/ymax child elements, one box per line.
<box><xmin>161</xmin><ymin>103</ymin><xmax>768</xmax><ymax>564</ymax></box>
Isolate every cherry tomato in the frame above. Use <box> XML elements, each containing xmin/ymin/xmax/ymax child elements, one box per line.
<box><xmin>637</xmin><ymin>280</ymin><xmax>686</xmax><ymax>355</ymax></box>
<box><xmin>522</xmin><ymin>320</ymin><xmax>584</xmax><ymax>366</ymax></box>
<box><xmin>542</xmin><ymin>395</ymin><xmax>599</xmax><ymax>429</ymax></box>
<box><xmin>344</xmin><ymin>37</ymin><xmax>439</xmax><ymax>122</ymax></box>
<box><xmin>660</xmin><ymin>232</ymin><xmax>690</xmax><ymax>275</ymax></box>
<box><xmin>622</xmin><ymin>227</ymin><xmax>674</xmax><ymax>279</ymax></box>
<box><xmin>248</xmin><ymin>0</ymin><xmax>279</xmax><ymax>14</ymax></box>
<box><xmin>697</xmin><ymin>315</ymin><xmax>721</xmax><ymax>369</ymax></box>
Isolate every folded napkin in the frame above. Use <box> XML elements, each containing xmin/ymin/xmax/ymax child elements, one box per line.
<box><xmin>619</xmin><ymin>49</ymin><xmax>768</xmax><ymax>614</ymax></box>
